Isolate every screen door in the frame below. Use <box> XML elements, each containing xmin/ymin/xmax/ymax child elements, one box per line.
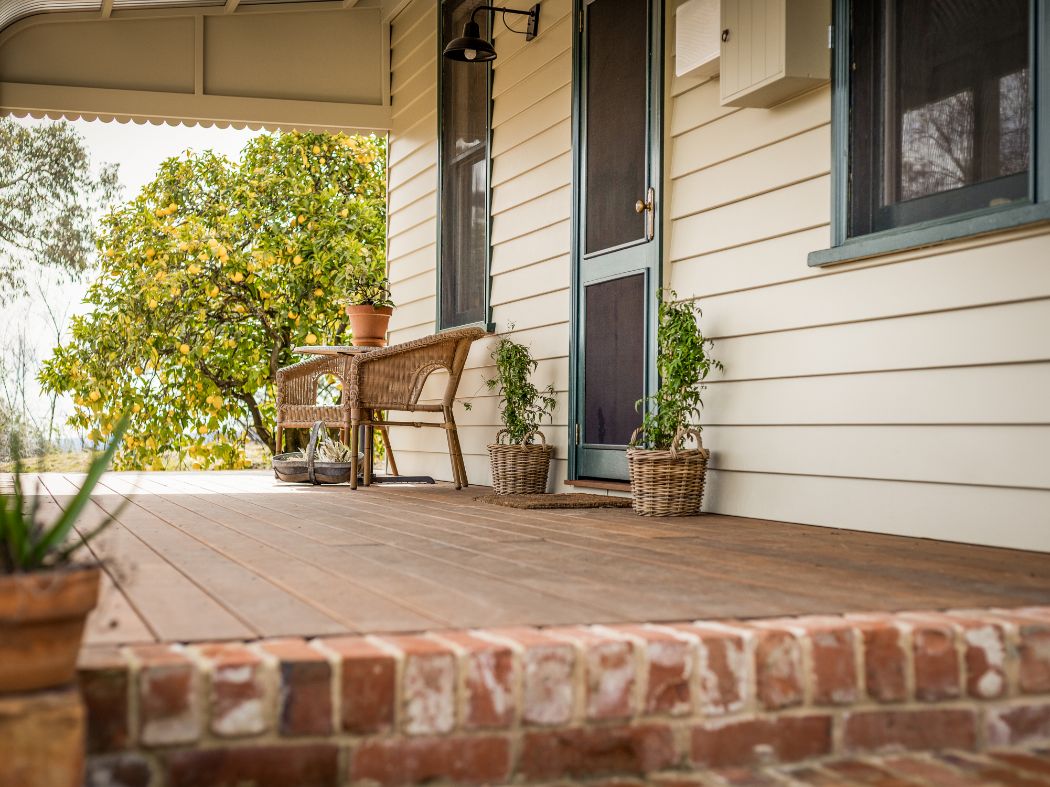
<box><xmin>572</xmin><ymin>0</ymin><xmax>661</xmax><ymax>481</ymax></box>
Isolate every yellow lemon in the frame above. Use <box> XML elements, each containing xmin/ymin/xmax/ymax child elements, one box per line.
<box><xmin>133</xmin><ymin>403</ymin><xmax>142</xmax><ymax>413</ymax></box>
<box><xmin>314</xmin><ymin>288</ymin><xmax>324</xmax><ymax>297</ymax></box>
<box><xmin>198</xmin><ymin>425</ymin><xmax>208</xmax><ymax>435</ymax></box>
<box><xmin>339</xmin><ymin>208</ymin><xmax>349</xmax><ymax>218</ymax></box>
<box><xmin>234</xmin><ymin>304</ymin><xmax>246</xmax><ymax>314</ymax></box>
<box><xmin>133</xmin><ymin>366</ymin><xmax>143</xmax><ymax>375</ymax></box>
<box><xmin>179</xmin><ymin>344</ymin><xmax>190</xmax><ymax>355</ymax></box>
<box><xmin>305</xmin><ymin>333</ymin><xmax>317</xmax><ymax>345</ymax></box>
<box><xmin>288</xmin><ymin>311</ymin><xmax>297</xmax><ymax>319</ymax></box>
<box><xmin>188</xmin><ymin>264</ymin><xmax>201</xmax><ymax>275</ymax></box>
<box><xmin>293</xmin><ymin>255</ymin><xmax>302</xmax><ymax>265</ymax></box>
<box><xmin>145</xmin><ymin>248</ymin><xmax>156</xmax><ymax>258</ymax></box>
<box><xmin>105</xmin><ymin>249</ymin><xmax>116</xmax><ymax>258</ymax></box>
<box><xmin>312</xmin><ymin>145</ymin><xmax>321</xmax><ymax>154</ymax></box>
<box><xmin>209</xmin><ymin>286</ymin><xmax>220</xmax><ymax>297</ymax></box>
<box><xmin>297</xmin><ymin>214</ymin><xmax>306</xmax><ymax>224</ymax></box>
<box><xmin>230</xmin><ymin>271</ymin><xmax>244</xmax><ymax>283</ymax></box>
<box><xmin>198</xmin><ymin>251</ymin><xmax>209</xmax><ymax>261</ymax></box>
<box><xmin>148</xmin><ymin>298</ymin><xmax>158</xmax><ymax>310</ymax></box>
<box><xmin>89</xmin><ymin>390</ymin><xmax>100</xmax><ymax>402</ymax></box>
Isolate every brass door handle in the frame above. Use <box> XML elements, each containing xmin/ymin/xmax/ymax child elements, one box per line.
<box><xmin>635</xmin><ymin>186</ymin><xmax>655</xmax><ymax>241</ymax></box>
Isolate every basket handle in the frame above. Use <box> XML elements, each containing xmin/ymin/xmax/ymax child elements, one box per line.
<box><xmin>306</xmin><ymin>421</ymin><xmax>325</xmax><ymax>485</ymax></box>
<box><xmin>670</xmin><ymin>427</ymin><xmax>704</xmax><ymax>459</ymax></box>
<box><xmin>495</xmin><ymin>429</ymin><xmax>547</xmax><ymax>446</ymax></box>
<box><xmin>628</xmin><ymin>426</ymin><xmax>705</xmax><ymax>457</ymax></box>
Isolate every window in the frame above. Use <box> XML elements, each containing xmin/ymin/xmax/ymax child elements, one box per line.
<box><xmin>812</xmin><ymin>0</ymin><xmax>1049</xmax><ymax>265</ymax></box>
<box><xmin>438</xmin><ymin>0</ymin><xmax>491</xmax><ymax>328</ymax></box>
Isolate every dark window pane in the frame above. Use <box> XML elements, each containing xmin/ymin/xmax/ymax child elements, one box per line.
<box><xmin>849</xmin><ymin>0</ymin><xmax>1030</xmax><ymax>236</ymax></box>
<box><xmin>440</xmin><ymin>0</ymin><xmax>489</xmax><ymax>327</ymax></box>
<box><xmin>583</xmin><ymin>274</ymin><xmax>645</xmax><ymax>446</ymax></box>
<box><xmin>584</xmin><ymin>0</ymin><xmax>648</xmax><ymax>255</ymax></box>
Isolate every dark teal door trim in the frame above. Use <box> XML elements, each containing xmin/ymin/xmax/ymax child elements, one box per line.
<box><xmin>568</xmin><ymin>0</ymin><xmax>664</xmax><ymax>482</ymax></box>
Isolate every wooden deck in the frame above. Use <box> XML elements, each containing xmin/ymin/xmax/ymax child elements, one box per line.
<box><xmin>26</xmin><ymin>471</ymin><xmax>1050</xmax><ymax>646</ymax></box>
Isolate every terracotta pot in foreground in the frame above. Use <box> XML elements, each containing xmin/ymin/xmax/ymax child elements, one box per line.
<box><xmin>0</xmin><ymin>567</ymin><xmax>100</xmax><ymax>693</ymax></box>
<box><xmin>345</xmin><ymin>305</ymin><xmax>393</xmax><ymax>347</ymax></box>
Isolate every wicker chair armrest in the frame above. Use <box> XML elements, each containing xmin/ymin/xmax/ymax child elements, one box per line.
<box><xmin>351</xmin><ymin>327</ymin><xmax>487</xmax><ymax>367</ymax></box>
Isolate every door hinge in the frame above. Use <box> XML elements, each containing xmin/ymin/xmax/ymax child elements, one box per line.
<box><xmin>578</xmin><ymin>10</ymin><xmax>583</xmax><ymax>33</ymax></box>
<box><xmin>574</xmin><ymin>423</ymin><xmax>581</xmax><ymax>444</ymax></box>
<box><xmin>828</xmin><ymin>24</ymin><xmax>833</xmax><ymax>49</ymax></box>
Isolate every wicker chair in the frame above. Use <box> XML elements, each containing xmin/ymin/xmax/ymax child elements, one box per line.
<box><xmin>275</xmin><ymin>327</ymin><xmax>486</xmax><ymax>490</ymax></box>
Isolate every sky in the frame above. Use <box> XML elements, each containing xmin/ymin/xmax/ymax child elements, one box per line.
<box><xmin>7</xmin><ymin>117</ymin><xmax>262</xmax><ymax>443</ymax></box>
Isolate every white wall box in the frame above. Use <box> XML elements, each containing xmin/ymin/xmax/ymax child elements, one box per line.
<box><xmin>675</xmin><ymin>0</ymin><xmax>721</xmax><ymax>79</ymax></box>
<box><xmin>719</xmin><ymin>0</ymin><xmax>830</xmax><ymax>108</ymax></box>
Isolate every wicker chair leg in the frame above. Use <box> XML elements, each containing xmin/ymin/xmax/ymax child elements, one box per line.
<box><xmin>442</xmin><ymin>406</ymin><xmax>465</xmax><ymax>490</ymax></box>
<box><xmin>349</xmin><ymin>422</ymin><xmax>360</xmax><ymax>490</ymax></box>
<box><xmin>452</xmin><ymin>427</ymin><xmax>469</xmax><ymax>488</ymax></box>
<box><xmin>363</xmin><ymin>422</ymin><xmax>374</xmax><ymax>487</ymax></box>
<box><xmin>275</xmin><ymin>426</ymin><xmax>283</xmax><ymax>455</ymax></box>
<box><xmin>379</xmin><ymin>426</ymin><xmax>398</xmax><ymax>476</ymax></box>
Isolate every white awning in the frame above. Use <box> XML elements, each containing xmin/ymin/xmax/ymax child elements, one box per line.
<box><xmin>0</xmin><ymin>0</ymin><xmax>394</xmax><ymax>133</ymax></box>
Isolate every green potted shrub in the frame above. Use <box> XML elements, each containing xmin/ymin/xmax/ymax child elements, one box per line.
<box><xmin>0</xmin><ymin>420</ymin><xmax>126</xmax><ymax>692</ymax></box>
<box><xmin>341</xmin><ymin>267</ymin><xmax>394</xmax><ymax>347</ymax></box>
<box><xmin>484</xmin><ymin>335</ymin><xmax>557</xmax><ymax>494</ymax></box>
<box><xmin>628</xmin><ymin>293</ymin><xmax>723</xmax><ymax>516</ymax></box>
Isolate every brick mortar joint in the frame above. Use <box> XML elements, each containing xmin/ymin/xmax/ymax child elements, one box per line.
<box><xmin>80</xmin><ymin>607</ymin><xmax>1050</xmax><ymax>753</ymax></box>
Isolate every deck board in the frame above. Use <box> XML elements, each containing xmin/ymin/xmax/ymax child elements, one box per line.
<box><xmin>22</xmin><ymin>471</ymin><xmax>1050</xmax><ymax>646</ymax></box>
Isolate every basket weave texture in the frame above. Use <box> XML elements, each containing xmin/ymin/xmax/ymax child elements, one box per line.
<box><xmin>627</xmin><ymin>428</ymin><xmax>710</xmax><ymax>517</ymax></box>
<box><xmin>273</xmin><ymin>422</ymin><xmax>356</xmax><ymax>485</ymax></box>
<box><xmin>488</xmin><ymin>430</ymin><xmax>553</xmax><ymax>495</ymax></box>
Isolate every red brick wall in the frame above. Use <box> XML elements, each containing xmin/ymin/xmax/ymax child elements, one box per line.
<box><xmin>80</xmin><ymin>606</ymin><xmax>1050</xmax><ymax>786</ymax></box>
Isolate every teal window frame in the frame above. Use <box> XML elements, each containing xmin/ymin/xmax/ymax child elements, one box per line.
<box><xmin>436</xmin><ymin>0</ymin><xmax>495</xmax><ymax>331</ymax></box>
<box><xmin>810</xmin><ymin>0</ymin><xmax>1050</xmax><ymax>267</ymax></box>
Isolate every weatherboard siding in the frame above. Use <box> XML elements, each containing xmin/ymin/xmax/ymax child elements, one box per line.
<box><xmin>385</xmin><ymin>0</ymin><xmax>573</xmax><ymax>488</ymax></box>
<box><xmin>664</xmin><ymin>1</ymin><xmax>1050</xmax><ymax>551</ymax></box>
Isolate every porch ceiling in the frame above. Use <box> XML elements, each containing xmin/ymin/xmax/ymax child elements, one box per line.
<box><xmin>0</xmin><ymin>0</ymin><xmax>396</xmax><ymax>133</ymax></box>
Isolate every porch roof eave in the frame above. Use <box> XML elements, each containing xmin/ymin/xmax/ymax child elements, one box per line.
<box><xmin>0</xmin><ymin>0</ymin><xmax>399</xmax><ymax>135</ymax></box>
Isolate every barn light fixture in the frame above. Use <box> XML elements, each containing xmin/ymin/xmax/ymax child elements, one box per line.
<box><xmin>442</xmin><ymin>3</ymin><xmax>540</xmax><ymax>62</ymax></box>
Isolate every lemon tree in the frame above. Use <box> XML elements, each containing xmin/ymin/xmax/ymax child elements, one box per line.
<box><xmin>40</xmin><ymin>131</ymin><xmax>385</xmax><ymax>470</ymax></box>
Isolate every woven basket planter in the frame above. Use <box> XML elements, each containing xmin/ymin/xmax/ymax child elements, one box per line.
<box><xmin>488</xmin><ymin>430</ymin><xmax>553</xmax><ymax>495</ymax></box>
<box><xmin>273</xmin><ymin>422</ymin><xmax>358</xmax><ymax>485</ymax></box>
<box><xmin>627</xmin><ymin>428</ymin><xmax>710</xmax><ymax>517</ymax></box>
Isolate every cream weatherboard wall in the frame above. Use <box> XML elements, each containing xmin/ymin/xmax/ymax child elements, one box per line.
<box><xmin>386</xmin><ymin>0</ymin><xmax>574</xmax><ymax>488</ymax></box>
<box><xmin>383</xmin><ymin>0</ymin><xmax>1050</xmax><ymax>551</ymax></box>
<box><xmin>665</xmin><ymin>4</ymin><xmax>1050</xmax><ymax>551</ymax></box>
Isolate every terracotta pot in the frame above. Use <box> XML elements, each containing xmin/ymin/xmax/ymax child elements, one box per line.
<box><xmin>345</xmin><ymin>305</ymin><xmax>393</xmax><ymax>347</ymax></box>
<box><xmin>0</xmin><ymin>567</ymin><xmax>100</xmax><ymax>693</ymax></box>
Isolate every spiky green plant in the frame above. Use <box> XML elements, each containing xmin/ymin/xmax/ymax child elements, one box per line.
<box><xmin>0</xmin><ymin>416</ymin><xmax>128</xmax><ymax>573</ymax></box>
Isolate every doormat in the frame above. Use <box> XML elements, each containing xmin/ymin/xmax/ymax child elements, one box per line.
<box><xmin>474</xmin><ymin>493</ymin><xmax>632</xmax><ymax>509</ymax></box>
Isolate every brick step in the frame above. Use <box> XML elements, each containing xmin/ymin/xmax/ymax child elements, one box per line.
<box><xmin>79</xmin><ymin>606</ymin><xmax>1050</xmax><ymax>786</ymax></box>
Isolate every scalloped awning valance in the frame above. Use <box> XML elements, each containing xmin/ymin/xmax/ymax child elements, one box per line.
<box><xmin>0</xmin><ymin>0</ymin><xmax>393</xmax><ymax>133</ymax></box>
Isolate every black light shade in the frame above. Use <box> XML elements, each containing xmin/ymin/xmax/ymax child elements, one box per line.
<box><xmin>443</xmin><ymin>20</ymin><xmax>498</xmax><ymax>61</ymax></box>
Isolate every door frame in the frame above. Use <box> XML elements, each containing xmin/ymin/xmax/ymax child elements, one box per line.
<box><xmin>568</xmin><ymin>0</ymin><xmax>665</xmax><ymax>481</ymax></box>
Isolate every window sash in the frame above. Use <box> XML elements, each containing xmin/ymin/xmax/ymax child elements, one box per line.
<box><xmin>817</xmin><ymin>0</ymin><xmax>1049</xmax><ymax>266</ymax></box>
<box><xmin>437</xmin><ymin>0</ymin><xmax>492</xmax><ymax>330</ymax></box>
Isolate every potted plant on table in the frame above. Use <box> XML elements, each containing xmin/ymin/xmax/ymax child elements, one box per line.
<box><xmin>0</xmin><ymin>418</ymin><xmax>127</xmax><ymax>692</ymax></box>
<box><xmin>485</xmin><ymin>334</ymin><xmax>557</xmax><ymax>495</ymax></box>
<box><xmin>340</xmin><ymin>267</ymin><xmax>394</xmax><ymax>348</ymax></box>
<box><xmin>628</xmin><ymin>293</ymin><xmax>723</xmax><ymax>516</ymax></box>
